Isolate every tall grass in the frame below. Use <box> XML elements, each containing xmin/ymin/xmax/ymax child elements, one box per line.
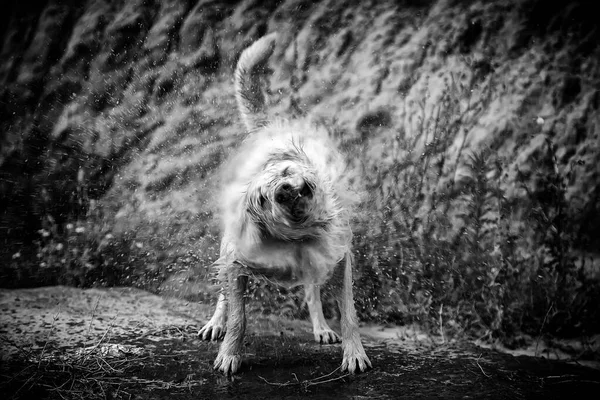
<box><xmin>352</xmin><ymin>72</ymin><xmax>600</xmax><ymax>341</ymax></box>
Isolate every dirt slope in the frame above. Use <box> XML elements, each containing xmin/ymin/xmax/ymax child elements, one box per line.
<box><xmin>1</xmin><ymin>0</ymin><xmax>598</xmax><ymax>260</ymax></box>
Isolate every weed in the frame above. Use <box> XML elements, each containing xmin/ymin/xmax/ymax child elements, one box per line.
<box><xmin>350</xmin><ymin>68</ymin><xmax>600</xmax><ymax>342</ymax></box>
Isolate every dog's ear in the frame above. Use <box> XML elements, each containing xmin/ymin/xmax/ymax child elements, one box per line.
<box><xmin>245</xmin><ymin>183</ymin><xmax>268</xmax><ymax>218</ymax></box>
<box><xmin>236</xmin><ymin>184</ymin><xmax>266</xmax><ymax>245</ymax></box>
<box><xmin>235</xmin><ymin>33</ymin><xmax>278</xmax><ymax>132</ymax></box>
<box><xmin>259</xmin><ymin>193</ymin><xmax>266</xmax><ymax>207</ymax></box>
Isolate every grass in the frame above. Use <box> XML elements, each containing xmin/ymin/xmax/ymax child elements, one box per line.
<box><xmin>2</xmin><ymin>348</ymin><xmax>142</xmax><ymax>399</ymax></box>
<box><xmin>349</xmin><ymin>70</ymin><xmax>600</xmax><ymax>343</ymax></box>
<box><xmin>1</xmin><ymin>315</ymin><xmax>143</xmax><ymax>400</ymax></box>
<box><xmin>0</xmin><ymin>324</ymin><xmax>208</xmax><ymax>400</ymax></box>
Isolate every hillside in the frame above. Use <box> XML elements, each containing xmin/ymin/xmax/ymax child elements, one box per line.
<box><xmin>1</xmin><ymin>0</ymin><xmax>599</xmax><ymax>338</ymax></box>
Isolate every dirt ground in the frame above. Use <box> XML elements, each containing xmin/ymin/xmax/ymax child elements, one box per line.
<box><xmin>1</xmin><ymin>286</ymin><xmax>598</xmax><ymax>399</ymax></box>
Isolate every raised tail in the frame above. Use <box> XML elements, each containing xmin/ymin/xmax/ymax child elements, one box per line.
<box><xmin>234</xmin><ymin>32</ymin><xmax>278</xmax><ymax>132</ymax></box>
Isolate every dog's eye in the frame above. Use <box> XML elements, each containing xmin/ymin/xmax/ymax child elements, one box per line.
<box><xmin>281</xmin><ymin>167</ymin><xmax>289</xmax><ymax>176</ymax></box>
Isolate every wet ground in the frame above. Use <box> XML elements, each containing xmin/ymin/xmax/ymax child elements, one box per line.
<box><xmin>106</xmin><ymin>332</ymin><xmax>600</xmax><ymax>399</ymax></box>
<box><xmin>1</xmin><ymin>287</ymin><xmax>598</xmax><ymax>399</ymax></box>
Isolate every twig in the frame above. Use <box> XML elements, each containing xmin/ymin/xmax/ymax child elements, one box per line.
<box><xmin>258</xmin><ymin>366</ymin><xmax>350</xmax><ymax>388</ymax></box>
<box><xmin>86</xmin><ymin>296</ymin><xmax>102</xmax><ymax>342</ymax></box>
<box><xmin>306</xmin><ymin>365</ymin><xmax>341</xmax><ymax>382</ymax></box>
<box><xmin>95</xmin><ymin>355</ymin><xmax>123</xmax><ymax>374</ymax></box>
<box><xmin>38</xmin><ymin>308</ymin><xmax>61</xmax><ymax>368</ymax></box>
<box><xmin>475</xmin><ymin>354</ymin><xmax>491</xmax><ymax>378</ymax></box>
<box><xmin>91</xmin><ymin>378</ymin><xmax>107</xmax><ymax>399</ymax></box>
<box><xmin>305</xmin><ymin>373</ymin><xmax>350</xmax><ymax>387</ymax></box>
<box><xmin>49</xmin><ymin>384</ymin><xmax>69</xmax><ymax>400</ymax></box>
<box><xmin>546</xmin><ymin>379</ymin><xmax>600</xmax><ymax>385</ymax></box>
<box><xmin>14</xmin><ymin>372</ymin><xmax>39</xmax><ymax>397</ymax></box>
<box><xmin>535</xmin><ymin>302</ymin><xmax>553</xmax><ymax>357</ymax></box>
<box><xmin>139</xmin><ymin>324</ymin><xmax>196</xmax><ymax>339</ymax></box>
<box><xmin>258</xmin><ymin>375</ymin><xmax>293</xmax><ymax>386</ymax></box>
<box><xmin>438</xmin><ymin>303</ymin><xmax>445</xmax><ymax>344</ymax></box>
<box><xmin>79</xmin><ymin>314</ymin><xmax>119</xmax><ymax>361</ymax></box>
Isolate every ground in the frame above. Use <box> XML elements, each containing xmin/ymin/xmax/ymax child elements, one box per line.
<box><xmin>0</xmin><ymin>287</ymin><xmax>598</xmax><ymax>399</ymax></box>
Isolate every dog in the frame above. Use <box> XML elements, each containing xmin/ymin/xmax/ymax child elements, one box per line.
<box><xmin>198</xmin><ymin>32</ymin><xmax>371</xmax><ymax>375</ymax></box>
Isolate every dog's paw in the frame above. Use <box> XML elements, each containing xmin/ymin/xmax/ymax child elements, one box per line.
<box><xmin>214</xmin><ymin>353</ymin><xmax>242</xmax><ymax>375</ymax></box>
<box><xmin>198</xmin><ymin>321</ymin><xmax>226</xmax><ymax>341</ymax></box>
<box><xmin>341</xmin><ymin>343</ymin><xmax>372</xmax><ymax>374</ymax></box>
<box><xmin>314</xmin><ymin>328</ymin><xmax>341</xmax><ymax>344</ymax></box>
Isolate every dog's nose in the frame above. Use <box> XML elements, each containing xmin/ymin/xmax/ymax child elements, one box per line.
<box><xmin>275</xmin><ymin>183</ymin><xmax>295</xmax><ymax>204</ymax></box>
<box><xmin>275</xmin><ymin>182</ymin><xmax>312</xmax><ymax>204</ymax></box>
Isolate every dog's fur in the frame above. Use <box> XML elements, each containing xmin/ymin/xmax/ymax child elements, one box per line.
<box><xmin>198</xmin><ymin>32</ymin><xmax>371</xmax><ymax>375</ymax></box>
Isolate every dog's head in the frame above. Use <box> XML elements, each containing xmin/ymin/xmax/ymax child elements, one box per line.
<box><xmin>244</xmin><ymin>146</ymin><xmax>335</xmax><ymax>241</ymax></box>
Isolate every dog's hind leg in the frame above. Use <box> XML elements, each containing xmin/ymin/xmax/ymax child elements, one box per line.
<box><xmin>333</xmin><ymin>252</ymin><xmax>372</xmax><ymax>373</ymax></box>
<box><xmin>198</xmin><ymin>291</ymin><xmax>227</xmax><ymax>341</ymax></box>
<box><xmin>304</xmin><ymin>284</ymin><xmax>341</xmax><ymax>344</ymax></box>
<box><xmin>214</xmin><ymin>262</ymin><xmax>248</xmax><ymax>375</ymax></box>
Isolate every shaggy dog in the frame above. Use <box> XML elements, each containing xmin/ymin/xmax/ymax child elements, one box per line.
<box><xmin>198</xmin><ymin>32</ymin><xmax>371</xmax><ymax>375</ymax></box>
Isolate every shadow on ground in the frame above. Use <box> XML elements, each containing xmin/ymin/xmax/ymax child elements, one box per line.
<box><xmin>1</xmin><ymin>287</ymin><xmax>598</xmax><ymax>399</ymax></box>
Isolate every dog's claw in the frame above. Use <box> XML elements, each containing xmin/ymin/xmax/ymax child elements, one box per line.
<box><xmin>198</xmin><ymin>323</ymin><xmax>225</xmax><ymax>341</ymax></box>
<box><xmin>341</xmin><ymin>342</ymin><xmax>372</xmax><ymax>374</ymax></box>
<box><xmin>314</xmin><ymin>329</ymin><xmax>341</xmax><ymax>344</ymax></box>
<box><xmin>214</xmin><ymin>353</ymin><xmax>242</xmax><ymax>375</ymax></box>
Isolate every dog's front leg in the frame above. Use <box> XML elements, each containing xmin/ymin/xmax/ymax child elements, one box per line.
<box><xmin>305</xmin><ymin>284</ymin><xmax>341</xmax><ymax>344</ymax></box>
<box><xmin>334</xmin><ymin>252</ymin><xmax>372</xmax><ymax>373</ymax></box>
<box><xmin>213</xmin><ymin>263</ymin><xmax>248</xmax><ymax>374</ymax></box>
<box><xmin>198</xmin><ymin>291</ymin><xmax>227</xmax><ymax>341</ymax></box>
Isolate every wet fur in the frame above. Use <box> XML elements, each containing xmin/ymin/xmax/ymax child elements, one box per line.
<box><xmin>198</xmin><ymin>32</ymin><xmax>371</xmax><ymax>375</ymax></box>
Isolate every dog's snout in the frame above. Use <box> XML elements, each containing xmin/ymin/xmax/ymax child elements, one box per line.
<box><xmin>275</xmin><ymin>183</ymin><xmax>295</xmax><ymax>204</ymax></box>
<box><xmin>275</xmin><ymin>182</ymin><xmax>313</xmax><ymax>204</ymax></box>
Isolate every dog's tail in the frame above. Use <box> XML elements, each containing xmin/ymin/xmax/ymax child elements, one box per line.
<box><xmin>235</xmin><ymin>32</ymin><xmax>277</xmax><ymax>132</ymax></box>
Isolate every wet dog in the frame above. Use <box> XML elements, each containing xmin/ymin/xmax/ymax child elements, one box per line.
<box><xmin>198</xmin><ymin>32</ymin><xmax>371</xmax><ymax>375</ymax></box>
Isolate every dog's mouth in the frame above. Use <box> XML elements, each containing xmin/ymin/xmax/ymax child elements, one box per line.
<box><xmin>274</xmin><ymin>181</ymin><xmax>313</xmax><ymax>223</ymax></box>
